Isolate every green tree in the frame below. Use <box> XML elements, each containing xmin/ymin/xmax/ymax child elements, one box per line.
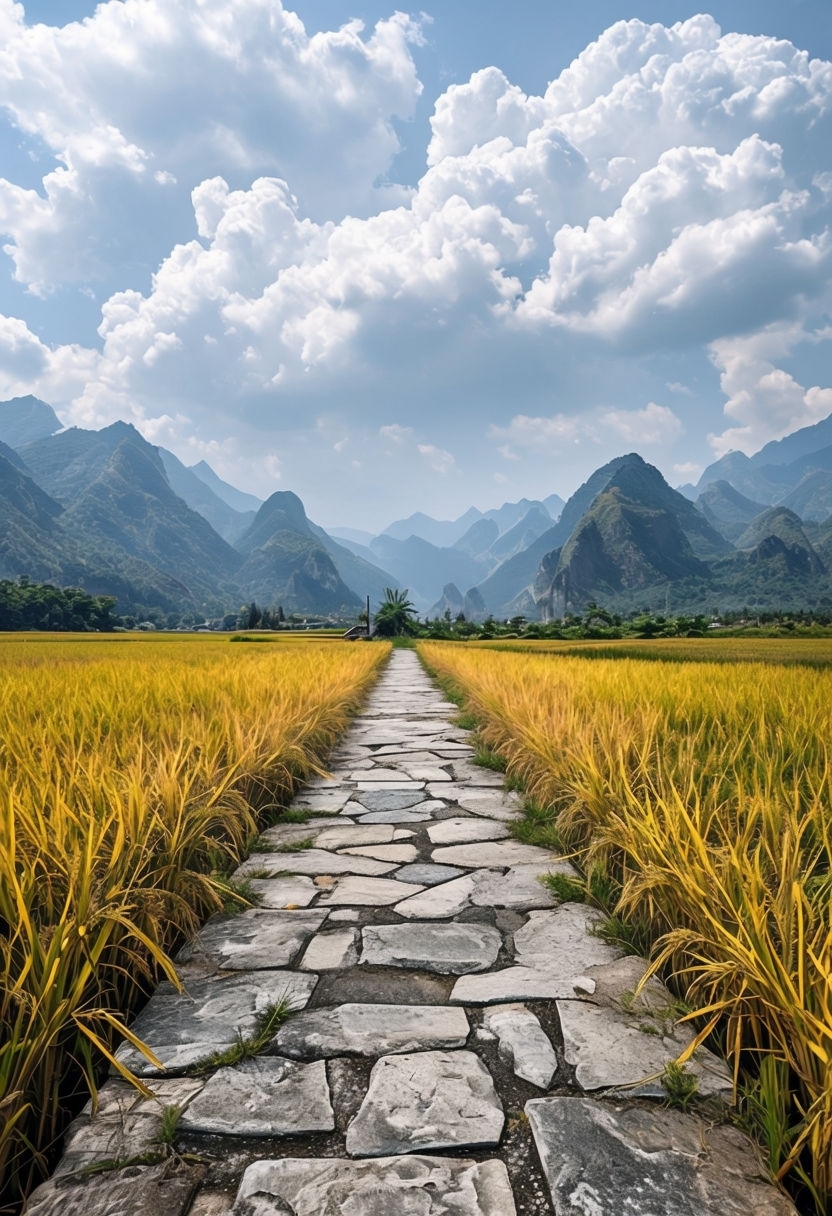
<box><xmin>374</xmin><ymin>588</ymin><xmax>418</xmax><ymax>637</ymax></box>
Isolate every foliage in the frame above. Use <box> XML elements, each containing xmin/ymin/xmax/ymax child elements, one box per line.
<box><xmin>418</xmin><ymin>639</ymin><xmax>832</xmax><ymax>1211</ymax></box>
<box><xmin>0</xmin><ymin>633</ymin><xmax>388</xmax><ymax>1210</ymax></box>
<box><xmin>0</xmin><ymin>578</ymin><xmax>118</xmax><ymax>631</ymax></box>
<box><xmin>373</xmin><ymin>587</ymin><xmax>418</xmax><ymax>637</ymax></box>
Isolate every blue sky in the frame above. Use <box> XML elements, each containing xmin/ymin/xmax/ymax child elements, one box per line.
<box><xmin>0</xmin><ymin>0</ymin><xmax>830</xmax><ymax>527</ymax></box>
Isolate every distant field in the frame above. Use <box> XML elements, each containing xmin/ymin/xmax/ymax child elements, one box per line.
<box><xmin>0</xmin><ymin>633</ymin><xmax>389</xmax><ymax>1209</ymax></box>
<box><xmin>420</xmin><ymin>639</ymin><xmax>832</xmax><ymax>1210</ymax></box>
<box><xmin>469</xmin><ymin>634</ymin><xmax>832</xmax><ymax>667</ymax></box>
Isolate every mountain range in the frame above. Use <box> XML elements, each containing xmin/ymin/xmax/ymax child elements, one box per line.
<box><xmin>2</xmin><ymin>393</ymin><xmax>832</xmax><ymax>620</ymax></box>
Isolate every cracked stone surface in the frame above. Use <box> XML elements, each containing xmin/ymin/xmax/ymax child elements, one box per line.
<box><xmin>361</xmin><ymin>922</ymin><xmax>502</xmax><ymax>974</ymax></box>
<box><xmin>178</xmin><ymin>909</ymin><xmax>328</xmax><ymax>970</ymax></box>
<box><xmin>179</xmin><ymin>1058</ymin><xmax>334</xmax><ymax>1136</ymax></box>
<box><xmin>45</xmin><ymin>649</ymin><xmax>793</xmax><ymax>1216</ymax></box>
<box><xmin>346</xmin><ymin>1050</ymin><xmax>504</xmax><ymax>1157</ymax></box>
<box><xmin>557</xmin><ymin>998</ymin><xmax>733</xmax><ymax>1097</ymax></box>
<box><xmin>273</xmin><ymin>1002</ymin><xmax>470</xmax><ymax>1059</ymax></box>
<box><xmin>483</xmin><ymin>1004</ymin><xmax>557</xmax><ymax>1089</ymax></box>
<box><xmin>526</xmin><ymin>1098</ymin><xmax>797</xmax><ymax>1215</ymax></box>
<box><xmin>233</xmin><ymin>1156</ymin><xmax>517</xmax><ymax>1215</ymax></box>
<box><xmin>115</xmin><ymin>971</ymin><xmax>318</xmax><ymax>1075</ymax></box>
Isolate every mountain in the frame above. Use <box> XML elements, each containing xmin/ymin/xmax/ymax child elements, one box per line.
<box><xmin>488</xmin><ymin>505</ymin><xmax>554</xmax><ymax>562</ymax></box>
<box><xmin>327</xmin><ymin>526</ymin><xmax>376</xmax><ymax>547</ymax></box>
<box><xmin>382</xmin><ymin>508</ymin><xmax>482</xmax><ymax>547</ymax></box>
<box><xmin>62</xmin><ymin>433</ymin><xmax>243</xmax><ymax>611</ymax></box>
<box><xmin>0</xmin><ymin>395</ymin><xmax>62</xmax><ymax>448</ymax></box>
<box><xmin>694</xmin><ymin>481</ymin><xmax>769</xmax><ymax>543</ymax></box>
<box><xmin>189</xmin><ymin>460</ymin><xmax>264</xmax><ymax>514</ymax></box>
<box><xmin>452</xmin><ymin>518</ymin><xmax>499</xmax><ymax>559</ymax></box>
<box><xmin>158</xmin><ymin>449</ymin><xmax>255</xmax><ymax>543</ymax></box>
<box><xmin>236</xmin><ymin>492</ymin><xmax>360</xmax><ymax>613</ymax></box>
<box><xmin>0</xmin><ymin>438</ymin><xmax>28</xmax><ymax>472</ymax></box>
<box><xmin>531</xmin><ymin>458</ymin><xmax>830</xmax><ymax>617</ymax></box>
<box><xmin>369</xmin><ymin>532</ymin><xmax>482</xmax><ymax>608</ymax></box>
<box><xmin>18</xmin><ymin>421</ymin><xmax>146</xmax><ymax>505</ymax></box>
<box><xmin>429</xmin><ymin>583</ymin><xmax>465</xmax><ymax>619</ymax></box>
<box><xmin>697</xmin><ymin>413</ymin><xmax>832</xmax><ymax>521</ymax></box>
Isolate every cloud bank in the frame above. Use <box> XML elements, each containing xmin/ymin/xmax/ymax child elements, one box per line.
<box><xmin>0</xmin><ymin>4</ymin><xmax>830</xmax><ymax>522</ymax></box>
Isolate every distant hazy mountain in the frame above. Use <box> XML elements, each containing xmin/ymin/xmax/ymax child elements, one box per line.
<box><xmin>382</xmin><ymin>508</ymin><xmax>482</xmax><ymax>547</ymax></box>
<box><xmin>0</xmin><ymin>395</ymin><xmax>62</xmax><ymax>448</ymax></box>
<box><xmin>158</xmin><ymin>449</ymin><xmax>255</xmax><ymax>543</ymax></box>
<box><xmin>369</xmin><ymin>532</ymin><xmax>483</xmax><ymax>609</ymax></box>
<box><xmin>327</xmin><ymin>526</ymin><xmax>376</xmax><ymax>547</ymax></box>
<box><xmin>697</xmin><ymin>413</ymin><xmax>832</xmax><ymax>522</ymax></box>
<box><xmin>189</xmin><ymin>459</ymin><xmax>264</xmax><ymax>514</ymax></box>
<box><xmin>695</xmin><ymin>481</ymin><xmax>769</xmax><ymax>542</ymax></box>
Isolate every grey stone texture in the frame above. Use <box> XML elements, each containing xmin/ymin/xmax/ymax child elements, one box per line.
<box><xmin>273</xmin><ymin>1002</ymin><xmax>470</xmax><ymax>1059</ymax></box>
<box><xmin>177</xmin><ymin>909</ymin><xmax>328</xmax><ymax>970</ymax></box>
<box><xmin>526</xmin><ymin>1097</ymin><xmax>797</xmax><ymax>1215</ymax></box>
<box><xmin>483</xmin><ymin>1004</ymin><xmax>557</xmax><ymax>1089</ymax></box>
<box><xmin>115</xmin><ymin>970</ymin><xmax>318</xmax><ymax>1075</ymax></box>
<box><xmin>345</xmin><ymin>1050</ymin><xmax>504</xmax><ymax>1157</ymax></box>
<box><xmin>233</xmin><ymin>1156</ymin><xmax>517</xmax><ymax>1216</ymax></box>
<box><xmin>179</xmin><ymin>1057</ymin><xmax>334</xmax><ymax>1136</ymax></box>
<box><xmin>361</xmin><ymin>922</ymin><xmax>502</xmax><ymax>974</ymax></box>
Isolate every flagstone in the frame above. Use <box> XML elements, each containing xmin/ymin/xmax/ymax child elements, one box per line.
<box><xmin>430</xmin><ymin>840</ymin><xmax>557</xmax><ymax>868</ymax></box>
<box><xmin>361</xmin><ymin>923</ymin><xmax>502</xmax><ymax>974</ymax></box>
<box><xmin>319</xmin><ymin>875</ymin><xmax>426</xmax><ymax>905</ymax></box>
<box><xmin>115</xmin><ymin>971</ymin><xmax>318</xmax><ymax>1075</ymax></box>
<box><xmin>427</xmin><ymin>817</ymin><xmax>510</xmax><ymax>845</ymax></box>
<box><xmin>177</xmin><ymin>909</ymin><xmax>328</xmax><ymax>970</ymax></box>
<box><xmin>346</xmin><ymin>1050</ymin><xmax>504</xmax><ymax>1157</ymax></box>
<box><xmin>179</xmin><ymin>1058</ymin><xmax>333</xmax><ymax>1136</ymax></box>
<box><xmin>298</xmin><ymin>928</ymin><xmax>360</xmax><ymax>971</ymax></box>
<box><xmin>352</xmin><ymin>789</ymin><xmax>427</xmax><ymax>811</ymax></box>
<box><xmin>395</xmin><ymin>862</ymin><xmax>467</xmax><ymax>886</ymax></box>
<box><xmin>233</xmin><ymin>1156</ymin><xmax>517</xmax><ymax>1216</ymax></box>
<box><xmin>273</xmin><ymin>1003</ymin><xmax>469</xmax><ymax>1059</ymax></box>
<box><xmin>250</xmin><ymin>849</ymin><xmax>398</xmax><ymax>877</ymax></box>
<box><xmin>482</xmin><ymin>1005</ymin><xmax>556</xmax><ymax>1089</ymax></box>
<box><xmin>342</xmin><ymin>843</ymin><xmax>419</xmax><ymax>863</ymax></box>
<box><xmin>246</xmin><ymin>875</ymin><xmax>318</xmax><ymax>909</ymax></box>
<box><xmin>525</xmin><ymin>1098</ymin><xmax>797</xmax><ymax>1216</ymax></box>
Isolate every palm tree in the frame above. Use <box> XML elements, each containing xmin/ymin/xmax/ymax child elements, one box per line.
<box><xmin>373</xmin><ymin>587</ymin><xmax>417</xmax><ymax>636</ymax></box>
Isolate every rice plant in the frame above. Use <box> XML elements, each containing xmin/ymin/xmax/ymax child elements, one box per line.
<box><xmin>419</xmin><ymin>639</ymin><xmax>832</xmax><ymax>1210</ymax></box>
<box><xmin>0</xmin><ymin>633</ymin><xmax>388</xmax><ymax>1210</ymax></box>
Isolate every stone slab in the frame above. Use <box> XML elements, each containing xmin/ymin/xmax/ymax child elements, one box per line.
<box><xmin>556</xmin><ymin>999</ymin><xmax>732</xmax><ymax>1096</ymax></box>
<box><xmin>299</xmin><ymin>928</ymin><xmax>360</xmax><ymax>971</ymax></box>
<box><xmin>346</xmin><ymin>1050</ymin><xmax>504</xmax><ymax>1157</ymax></box>
<box><xmin>246</xmin><ymin>875</ymin><xmax>318</xmax><ymax>908</ymax></box>
<box><xmin>431</xmin><ymin>840</ymin><xmax>556</xmax><ymax>868</ymax></box>
<box><xmin>525</xmin><ymin>1097</ymin><xmax>797</xmax><ymax>1215</ymax></box>
<box><xmin>395</xmin><ymin>863</ymin><xmax>467</xmax><ymax>886</ymax></box>
<box><xmin>179</xmin><ymin>1057</ymin><xmax>334</xmax><ymax>1136</ymax></box>
<box><xmin>273</xmin><ymin>1003</ymin><xmax>469</xmax><ymax>1059</ymax></box>
<box><xmin>351</xmin><ymin>790</ymin><xmax>428</xmax><ymax>811</ymax></box>
<box><xmin>115</xmin><ymin>970</ymin><xmax>318</xmax><ymax>1075</ymax></box>
<box><xmin>342</xmin><ymin>843</ymin><xmax>419</xmax><ymax>863</ymax></box>
<box><xmin>445</xmin><ymin>764</ymin><xmax>506</xmax><ymax>786</ymax></box>
<box><xmin>252</xmin><ymin>849</ymin><xmax>398</xmax><ymax>877</ymax></box>
<box><xmin>395</xmin><ymin>874</ymin><xmax>479</xmax><ymax>919</ymax></box>
<box><xmin>483</xmin><ymin>1004</ymin><xmax>557</xmax><ymax>1089</ymax></box>
<box><xmin>177</xmin><ymin>909</ymin><xmax>327</xmax><ymax>970</ymax></box>
<box><xmin>319</xmin><ymin>875</ymin><xmax>425</xmax><ymax>905</ymax></box>
<box><xmin>469</xmin><ymin>864</ymin><xmax>563</xmax><ymax>910</ymax></box>
<box><xmin>258</xmin><ymin>819</ymin><xmax>342</xmax><ymax>847</ymax></box>
<box><xmin>25</xmin><ymin>1162</ymin><xmax>205</xmax><ymax>1216</ymax></box>
<box><xmin>355</xmin><ymin>800</ymin><xmax>448</xmax><ymax>824</ymax></box>
<box><xmin>451</xmin><ymin>967</ymin><xmax>562</xmax><ymax>1005</ymax></box>
<box><xmin>313</xmin><ymin>824</ymin><xmax>399</xmax><ymax>849</ymax></box>
<box><xmin>454</xmin><ymin>791</ymin><xmax>524</xmax><ymax>821</ymax></box>
<box><xmin>427</xmin><ymin>818</ymin><xmax>510</xmax><ymax>845</ymax></box>
<box><xmin>55</xmin><ymin>1078</ymin><xmax>205</xmax><ymax>1175</ymax></box>
<box><xmin>233</xmin><ymin>1155</ymin><xmax>517</xmax><ymax>1215</ymax></box>
<box><xmin>290</xmin><ymin>790</ymin><xmax>354</xmax><ymax>812</ymax></box>
<box><xmin>361</xmin><ymin>923</ymin><xmax>502</xmax><ymax>974</ymax></box>
<box><xmin>356</xmin><ymin>780</ymin><xmax>426</xmax><ymax>792</ymax></box>
<box><xmin>512</xmin><ymin>903</ymin><xmax>624</xmax><ymax>993</ymax></box>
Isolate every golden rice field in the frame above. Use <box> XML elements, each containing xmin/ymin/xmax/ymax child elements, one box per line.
<box><xmin>0</xmin><ymin>633</ymin><xmax>388</xmax><ymax>1209</ymax></box>
<box><xmin>419</xmin><ymin>639</ymin><xmax>832</xmax><ymax>1212</ymax></box>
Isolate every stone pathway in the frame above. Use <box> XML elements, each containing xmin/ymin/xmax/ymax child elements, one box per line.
<box><xmin>27</xmin><ymin>650</ymin><xmax>797</xmax><ymax>1215</ymax></box>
